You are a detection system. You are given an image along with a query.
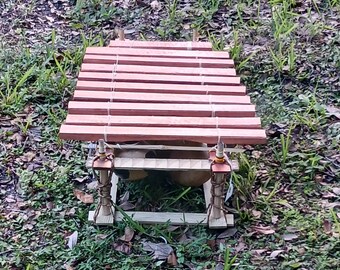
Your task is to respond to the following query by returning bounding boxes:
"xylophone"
[59,35,266,228]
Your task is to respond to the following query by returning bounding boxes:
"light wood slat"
[86,47,229,59]
[76,81,246,95]
[66,115,262,129]
[83,54,234,68]
[78,72,240,86]
[116,157,219,171]
[81,64,237,77]
[59,125,267,144]
[88,211,234,227]
[109,40,212,51]
[85,156,239,170]
[72,91,250,104]
[67,102,256,117]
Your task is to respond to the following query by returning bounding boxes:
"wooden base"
[88,174,234,228]
[88,210,233,228]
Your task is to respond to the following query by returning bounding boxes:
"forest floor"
[0,0,339,269]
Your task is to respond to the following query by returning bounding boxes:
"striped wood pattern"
[59,41,266,145]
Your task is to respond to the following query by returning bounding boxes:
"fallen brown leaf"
[217,228,237,238]
[113,241,131,254]
[119,227,135,242]
[73,189,94,204]
[167,251,177,266]
[323,219,332,234]
[143,241,173,260]
[252,210,262,219]
[282,233,298,241]
[269,249,284,259]
[251,226,275,235]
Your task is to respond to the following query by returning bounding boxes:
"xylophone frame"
[89,139,236,229]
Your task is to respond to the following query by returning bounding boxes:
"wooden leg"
[98,169,112,216]
[211,173,226,219]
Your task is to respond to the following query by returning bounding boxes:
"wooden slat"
[76,81,246,95]
[88,210,234,227]
[109,40,212,51]
[86,47,229,59]
[81,64,237,77]
[78,72,240,86]
[67,102,256,117]
[65,115,262,129]
[83,54,234,68]
[72,91,250,104]
[86,156,240,170]
[59,125,267,144]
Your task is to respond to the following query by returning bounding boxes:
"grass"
[0,0,339,269]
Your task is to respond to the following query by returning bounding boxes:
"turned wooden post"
[97,139,112,216]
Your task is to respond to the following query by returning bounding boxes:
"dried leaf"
[167,252,177,266]
[282,233,298,241]
[113,241,131,254]
[251,226,275,235]
[143,242,173,260]
[252,249,267,255]
[271,215,279,224]
[120,227,135,242]
[67,231,78,249]
[64,264,74,270]
[235,240,247,253]
[332,187,340,195]
[119,201,135,211]
[73,189,93,204]
[326,106,340,119]
[87,181,98,190]
[217,228,237,238]
[269,249,284,259]
[323,219,332,234]
[150,0,161,10]
[22,151,36,162]
[252,210,262,219]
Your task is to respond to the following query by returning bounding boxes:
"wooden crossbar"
[108,40,212,50]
